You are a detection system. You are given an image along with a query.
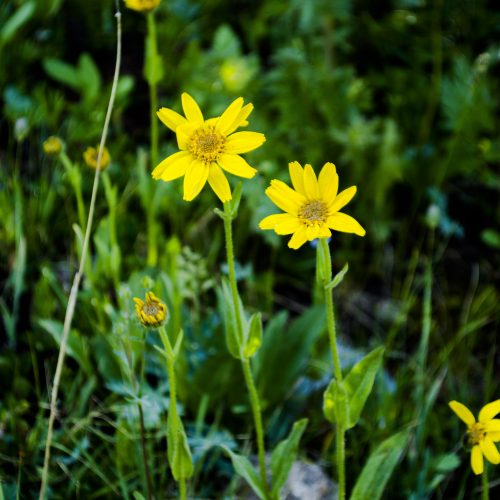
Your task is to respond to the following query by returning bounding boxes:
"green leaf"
[325,263,349,290]
[344,346,384,429]
[350,430,409,500]
[43,58,80,91]
[323,379,349,429]
[132,493,146,500]
[229,181,243,216]
[221,446,266,500]
[270,418,308,495]
[0,2,36,48]
[173,329,184,359]
[244,312,262,358]
[143,18,164,85]
[167,413,193,480]
[78,53,101,101]
[217,278,245,359]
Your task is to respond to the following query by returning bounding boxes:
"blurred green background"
[0,0,499,498]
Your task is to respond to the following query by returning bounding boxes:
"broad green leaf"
[270,418,308,495]
[78,53,101,101]
[143,20,164,85]
[325,263,349,290]
[43,58,80,91]
[315,238,331,284]
[244,312,262,358]
[167,413,193,480]
[132,493,146,500]
[344,346,384,429]
[350,429,409,500]
[218,278,246,359]
[222,446,266,499]
[0,2,36,48]
[323,379,349,429]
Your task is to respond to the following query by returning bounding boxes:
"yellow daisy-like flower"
[152,92,266,203]
[83,145,110,170]
[259,162,366,249]
[43,136,63,156]
[449,399,500,475]
[124,0,160,12]
[133,291,168,328]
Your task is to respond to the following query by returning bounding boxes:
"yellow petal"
[326,213,366,236]
[133,298,144,307]
[208,163,232,202]
[274,214,301,235]
[479,400,500,423]
[317,224,332,238]
[266,180,304,215]
[157,107,187,132]
[485,419,500,433]
[152,151,191,180]
[488,432,500,442]
[449,401,476,426]
[318,162,339,200]
[289,161,306,195]
[329,186,357,213]
[288,226,308,249]
[471,445,484,475]
[216,97,244,135]
[306,225,319,241]
[226,103,253,135]
[181,92,204,123]
[218,153,257,179]
[225,131,266,154]
[480,438,500,464]
[183,160,209,201]
[176,122,197,150]
[303,164,320,198]
[259,213,290,230]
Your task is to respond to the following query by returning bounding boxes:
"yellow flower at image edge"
[134,292,168,328]
[152,92,265,203]
[43,136,63,156]
[124,0,160,12]
[259,162,365,249]
[449,400,500,474]
[83,145,110,170]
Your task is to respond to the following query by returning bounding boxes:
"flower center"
[467,423,486,446]
[298,200,329,225]
[189,126,225,163]
[142,302,161,317]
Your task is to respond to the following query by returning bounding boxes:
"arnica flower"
[83,145,110,170]
[449,400,500,475]
[134,291,168,328]
[259,162,366,249]
[152,92,265,203]
[43,136,63,156]
[124,0,160,12]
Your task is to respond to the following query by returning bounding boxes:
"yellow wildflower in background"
[43,136,63,156]
[124,0,160,12]
[152,92,265,202]
[259,162,365,249]
[134,291,168,328]
[449,400,500,475]
[83,145,110,170]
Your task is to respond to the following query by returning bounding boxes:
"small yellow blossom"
[134,292,168,328]
[43,136,63,156]
[124,0,160,12]
[259,162,365,249]
[83,145,110,170]
[449,400,500,474]
[152,92,265,203]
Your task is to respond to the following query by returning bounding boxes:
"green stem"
[138,404,154,500]
[38,7,122,499]
[222,202,269,495]
[179,478,186,500]
[318,238,345,500]
[482,466,489,500]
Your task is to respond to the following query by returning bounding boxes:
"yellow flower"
[449,400,500,475]
[43,136,63,156]
[152,92,265,203]
[83,145,110,170]
[133,291,168,328]
[259,162,366,249]
[124,0,160,12]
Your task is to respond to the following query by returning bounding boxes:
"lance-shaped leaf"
[217,278,244,359]
[325,262,349,290]
[323,379,349,430]
[244,312,263,358]
[167,413,193,480]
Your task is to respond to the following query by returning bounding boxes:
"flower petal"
[329,186,357,213]
[152,151,191,181]
[485,419,500,433]
[266,180,305,215]
[479,400,500,423]
[318,162,339,201]
[317,223,332,238]
[260,213,290,230]
[449,401,476,426]
[225,131,266,154]
[289,161,306,195]
[183,160,209,201]
[306,225,319,241]
[471,445,484,475]
[326,213,366,236]
[208,163,232,202]
[303,164,320,199]
[288,226,308,249]
[274,214,301,235]
[181,92,204,123]
[480,438,500,465]
[488,432,500,442]
[226,103,253,135]
[218,153,257,179]
[176,122,198,150]
[216,97,244,135]
[157,107,187,132]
